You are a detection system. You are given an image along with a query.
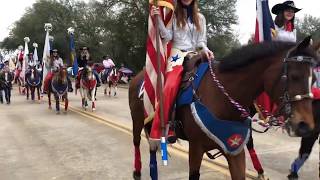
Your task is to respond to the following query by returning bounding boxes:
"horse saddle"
[138,52,204,99]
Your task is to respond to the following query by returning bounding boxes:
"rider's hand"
[201,49,215,60]
[151,6,160,16]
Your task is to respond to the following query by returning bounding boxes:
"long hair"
[274,11,295,30]
[175,0,201,31]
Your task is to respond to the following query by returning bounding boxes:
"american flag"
[255,0,275,112]
[143,0,174,118]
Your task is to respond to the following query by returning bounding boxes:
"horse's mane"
[218,41,296,72]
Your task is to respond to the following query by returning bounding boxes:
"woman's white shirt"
[158,13,209,52]
[274,25,297,43]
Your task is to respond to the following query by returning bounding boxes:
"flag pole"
[153,0,168,166]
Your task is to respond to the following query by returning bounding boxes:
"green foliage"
[296,15,320,41]
[1,0,239,72]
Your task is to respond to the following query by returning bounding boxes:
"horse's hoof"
[92,108,96,112]
[63,111,68,114]
[287,172,298,180]
[49,106,52,110]
[56,111,60,115]
[133,171,141,180]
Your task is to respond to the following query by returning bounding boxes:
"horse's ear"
[297,36,312,50]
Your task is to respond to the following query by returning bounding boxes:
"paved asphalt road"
[0,84,318,180]
[0,86,231,180]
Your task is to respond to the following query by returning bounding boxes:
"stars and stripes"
[143,0,174,118]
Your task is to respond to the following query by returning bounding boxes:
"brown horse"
[48,67,69,114]
[129,37,320,180]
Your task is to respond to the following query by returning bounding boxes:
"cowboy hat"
[271,1,301,15]
[79,46,89,51]
[50,49,58,53]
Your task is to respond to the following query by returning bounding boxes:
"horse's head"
[53,67,67,84]
[267,36,320,137]
[84,66,95,80]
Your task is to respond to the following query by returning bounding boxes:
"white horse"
[79,66,97,111]
[104,67,119,97]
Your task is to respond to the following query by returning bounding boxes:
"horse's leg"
[226,150,246,180]
[37,87,40,101]
[149,150,158,180]
[246,133,264,177]
[94,87,97,101]
[92,88,96,111]
[7,87,11,104]
[104,83,107,95]
[5,88,10,104]
[26,86,29,100]
[114,83,117,96]
[55,94,60,114]
[132,118,145,180]
[0,90,3,104]
[31,87,35,101]
[108,82,111,96]
[288,132,319,179]
[48,92,52,109]
[64,94,68,112]
[188,143,204,180]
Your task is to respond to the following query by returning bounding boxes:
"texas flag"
[255,0,275,42]
[255,0,275,113]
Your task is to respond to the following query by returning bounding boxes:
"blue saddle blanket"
[191,100,251,155]
[175,62,250,155]
[177,62,209,107]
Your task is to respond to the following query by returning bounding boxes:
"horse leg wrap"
[290,153,309,174]
[149,151,158,180]
[248,149,264,174]
[189,172,200,180]
[134,146,142,173]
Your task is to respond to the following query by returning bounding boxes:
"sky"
[1,0,320,45]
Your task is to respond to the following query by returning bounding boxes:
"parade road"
[0,85,318,180]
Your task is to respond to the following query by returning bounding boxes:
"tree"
[1,0,240,72]
[296,15,320,42]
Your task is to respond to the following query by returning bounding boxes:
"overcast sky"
[1,0,320,45]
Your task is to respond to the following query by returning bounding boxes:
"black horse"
[0,69,14,104]
[25,65,42,101]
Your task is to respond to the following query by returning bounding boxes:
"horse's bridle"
[208,49,317,127]
[274,52,316,121]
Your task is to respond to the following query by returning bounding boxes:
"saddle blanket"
[191,100,251,155]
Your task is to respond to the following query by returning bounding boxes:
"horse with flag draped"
[130,34,319,179]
